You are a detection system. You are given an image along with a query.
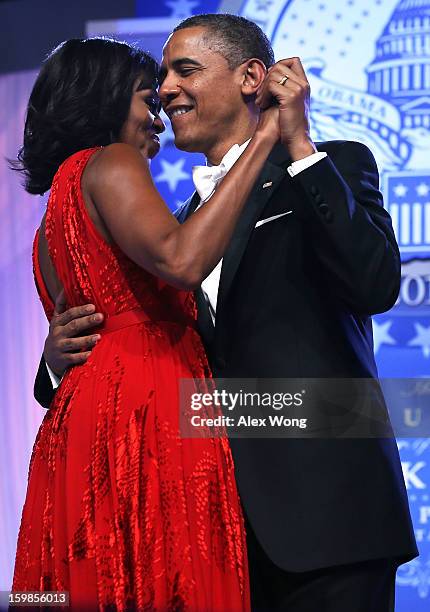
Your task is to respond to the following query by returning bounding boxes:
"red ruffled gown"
[12,148,250,612]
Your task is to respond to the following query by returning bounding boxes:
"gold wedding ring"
[278,75,289,86]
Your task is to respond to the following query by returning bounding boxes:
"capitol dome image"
[366,0,430,128]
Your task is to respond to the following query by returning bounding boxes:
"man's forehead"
[161,27,214,64]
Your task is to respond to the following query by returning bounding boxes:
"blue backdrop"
[0,0,429,608]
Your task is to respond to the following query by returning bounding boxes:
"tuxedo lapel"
[175,191,200,223]
[194,286,215,349]
[216,161,286,320]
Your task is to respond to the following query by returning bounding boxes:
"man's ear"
[241,58,267,97]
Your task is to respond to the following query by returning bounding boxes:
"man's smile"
[165,104,195,120]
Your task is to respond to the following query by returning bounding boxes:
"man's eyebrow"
[172,57,202,67]
[159,57,202,79]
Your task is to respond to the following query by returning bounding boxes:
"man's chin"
[171,129,201,153]
[173,137,202,153]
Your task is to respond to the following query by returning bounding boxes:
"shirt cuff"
[287,152,327,177]
[46,361,61,389]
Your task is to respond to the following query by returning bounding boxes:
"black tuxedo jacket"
[35,140,418,572]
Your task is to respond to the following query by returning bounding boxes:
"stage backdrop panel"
[0,1,429,609]
[0,69,47,587]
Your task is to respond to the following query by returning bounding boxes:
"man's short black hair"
[173,13,275,70]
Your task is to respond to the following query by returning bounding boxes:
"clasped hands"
[257,56,317,161]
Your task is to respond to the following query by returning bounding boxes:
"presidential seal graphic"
[240,0,430,256]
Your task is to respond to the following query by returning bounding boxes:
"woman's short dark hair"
[173,14,275,70]
[13,38,158,195]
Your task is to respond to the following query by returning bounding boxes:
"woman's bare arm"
[85,119,278,290]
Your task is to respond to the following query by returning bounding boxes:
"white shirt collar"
[207,138,252,171]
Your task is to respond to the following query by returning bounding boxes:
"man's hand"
[44,290,104,377]
[255,57,316,161]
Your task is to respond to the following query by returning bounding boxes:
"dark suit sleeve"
[291,140,400,314]
[34,356,57,409]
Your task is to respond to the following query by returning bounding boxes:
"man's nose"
[159,76,180,105]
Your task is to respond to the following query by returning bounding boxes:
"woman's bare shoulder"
[92,143,145,171]
[84,143,150,193]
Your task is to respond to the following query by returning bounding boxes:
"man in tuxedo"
[34,14,417,611]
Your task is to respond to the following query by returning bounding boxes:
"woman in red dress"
[11,38,279,610]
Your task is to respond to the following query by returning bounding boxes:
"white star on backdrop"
[416,182,430,197]
[408,324,430,358]
[154,158,190,192]
[165,0,200,18]
[372,319,396,354]
[393,183,408,197]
